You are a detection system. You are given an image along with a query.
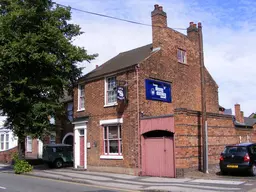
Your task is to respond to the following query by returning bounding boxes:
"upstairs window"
[105,76,117,106]
[67,102,73,122]
[78,85,85,110]
[177,49,187,64]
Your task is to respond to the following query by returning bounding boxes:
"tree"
[0,0,97,157]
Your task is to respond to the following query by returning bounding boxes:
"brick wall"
[74,69,139,174]
[174,108,256,173]
[25,138,39,159]
[0,147,18,163]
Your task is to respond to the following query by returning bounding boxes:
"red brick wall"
[74,70,139,174]
[0,147,18,163]
[174,108,256,171]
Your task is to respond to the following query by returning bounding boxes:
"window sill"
[77,109,85,112]
[104,103,117,108]
[100,155,123,160]
[178,61,188,65]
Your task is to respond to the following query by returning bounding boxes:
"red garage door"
[142,132,174,177]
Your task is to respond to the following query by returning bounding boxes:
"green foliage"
[12,153,33,174]
[0,0,97,151]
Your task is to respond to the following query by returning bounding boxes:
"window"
[103,125,122,155]
[79,129,84,136]
[67,102,73,122]
[105,76,117,105]
[177,49,187,64]
[26,136,32,152]
[78,85,85,110]
[50,135,56,144]
[0,134,4,150]
[5,134,9,150]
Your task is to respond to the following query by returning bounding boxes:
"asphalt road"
[0,173,126,192]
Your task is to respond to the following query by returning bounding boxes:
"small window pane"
[104,140,108,154]
[109,126,118,139]
[109,140,118,153]
[104,127,107,139]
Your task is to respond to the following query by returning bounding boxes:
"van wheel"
[250,164,256,176]
[54,159,63,168]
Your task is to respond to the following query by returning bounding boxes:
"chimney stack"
[151,4,167,49]
[187,21,199,43]
[96,65,98,68]
[240,111,244,123]
[235,104,243,123]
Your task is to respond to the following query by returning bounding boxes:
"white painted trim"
[104,103,118,108]
[100,118,123,125]
[62,132,74,144]
[72,120,88,125]
[77,109,85,112]
[74,129,80,168]
[100,155,123,160]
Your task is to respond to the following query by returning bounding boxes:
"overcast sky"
[57,0,256,116]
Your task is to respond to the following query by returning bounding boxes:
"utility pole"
[198,22,208,174]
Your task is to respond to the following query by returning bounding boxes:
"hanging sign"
[117,86,126,101]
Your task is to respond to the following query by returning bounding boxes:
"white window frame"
[177,49,187,64]
[104,76,117,107]
[26,136,32,152]
[0,134,4,150]
[103,125,122,156]
[5,133,9,150]
[77,84,85,111]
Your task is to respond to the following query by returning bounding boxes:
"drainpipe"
[198,22,208,174]
[135,64,141,175]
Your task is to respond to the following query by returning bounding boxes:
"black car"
[219,142,256,176]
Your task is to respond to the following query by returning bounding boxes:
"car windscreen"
[223,146,247,154]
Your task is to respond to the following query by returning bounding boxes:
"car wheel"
[54,159,63,168]
[220,169,228,175]
[250,164,256,176]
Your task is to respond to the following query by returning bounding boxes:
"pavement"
[1,163,256,192]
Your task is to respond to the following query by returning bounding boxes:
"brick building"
[72,4,256,177]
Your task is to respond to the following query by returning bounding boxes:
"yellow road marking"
[21,174,139,192]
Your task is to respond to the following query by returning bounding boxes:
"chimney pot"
[193,23,197,28]
[198,22,202,28]
[190,22,194,26]
[159,6,163,11]
[154,4,159,10]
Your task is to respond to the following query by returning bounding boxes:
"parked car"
[219,142,256,176]
[42,144,73,168]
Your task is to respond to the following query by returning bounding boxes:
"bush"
[12,153,33,174]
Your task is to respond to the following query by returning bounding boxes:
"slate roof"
[244,117,256,126]
[80,44,153,81]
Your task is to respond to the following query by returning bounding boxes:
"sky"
[56,0,256,116]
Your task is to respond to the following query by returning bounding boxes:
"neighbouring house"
[0,115,18,163]
[72,4,256,177]
[0,94,74,162]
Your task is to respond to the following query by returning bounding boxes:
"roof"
[244,117,256,126]
[80,44,153,81]
[224,109,232,115]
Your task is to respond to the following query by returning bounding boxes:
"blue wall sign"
[145,79,172,103]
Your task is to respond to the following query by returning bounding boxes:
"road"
[0,172,128,192]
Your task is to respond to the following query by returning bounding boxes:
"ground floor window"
[5,134,9,150]
[103,125,122,155]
